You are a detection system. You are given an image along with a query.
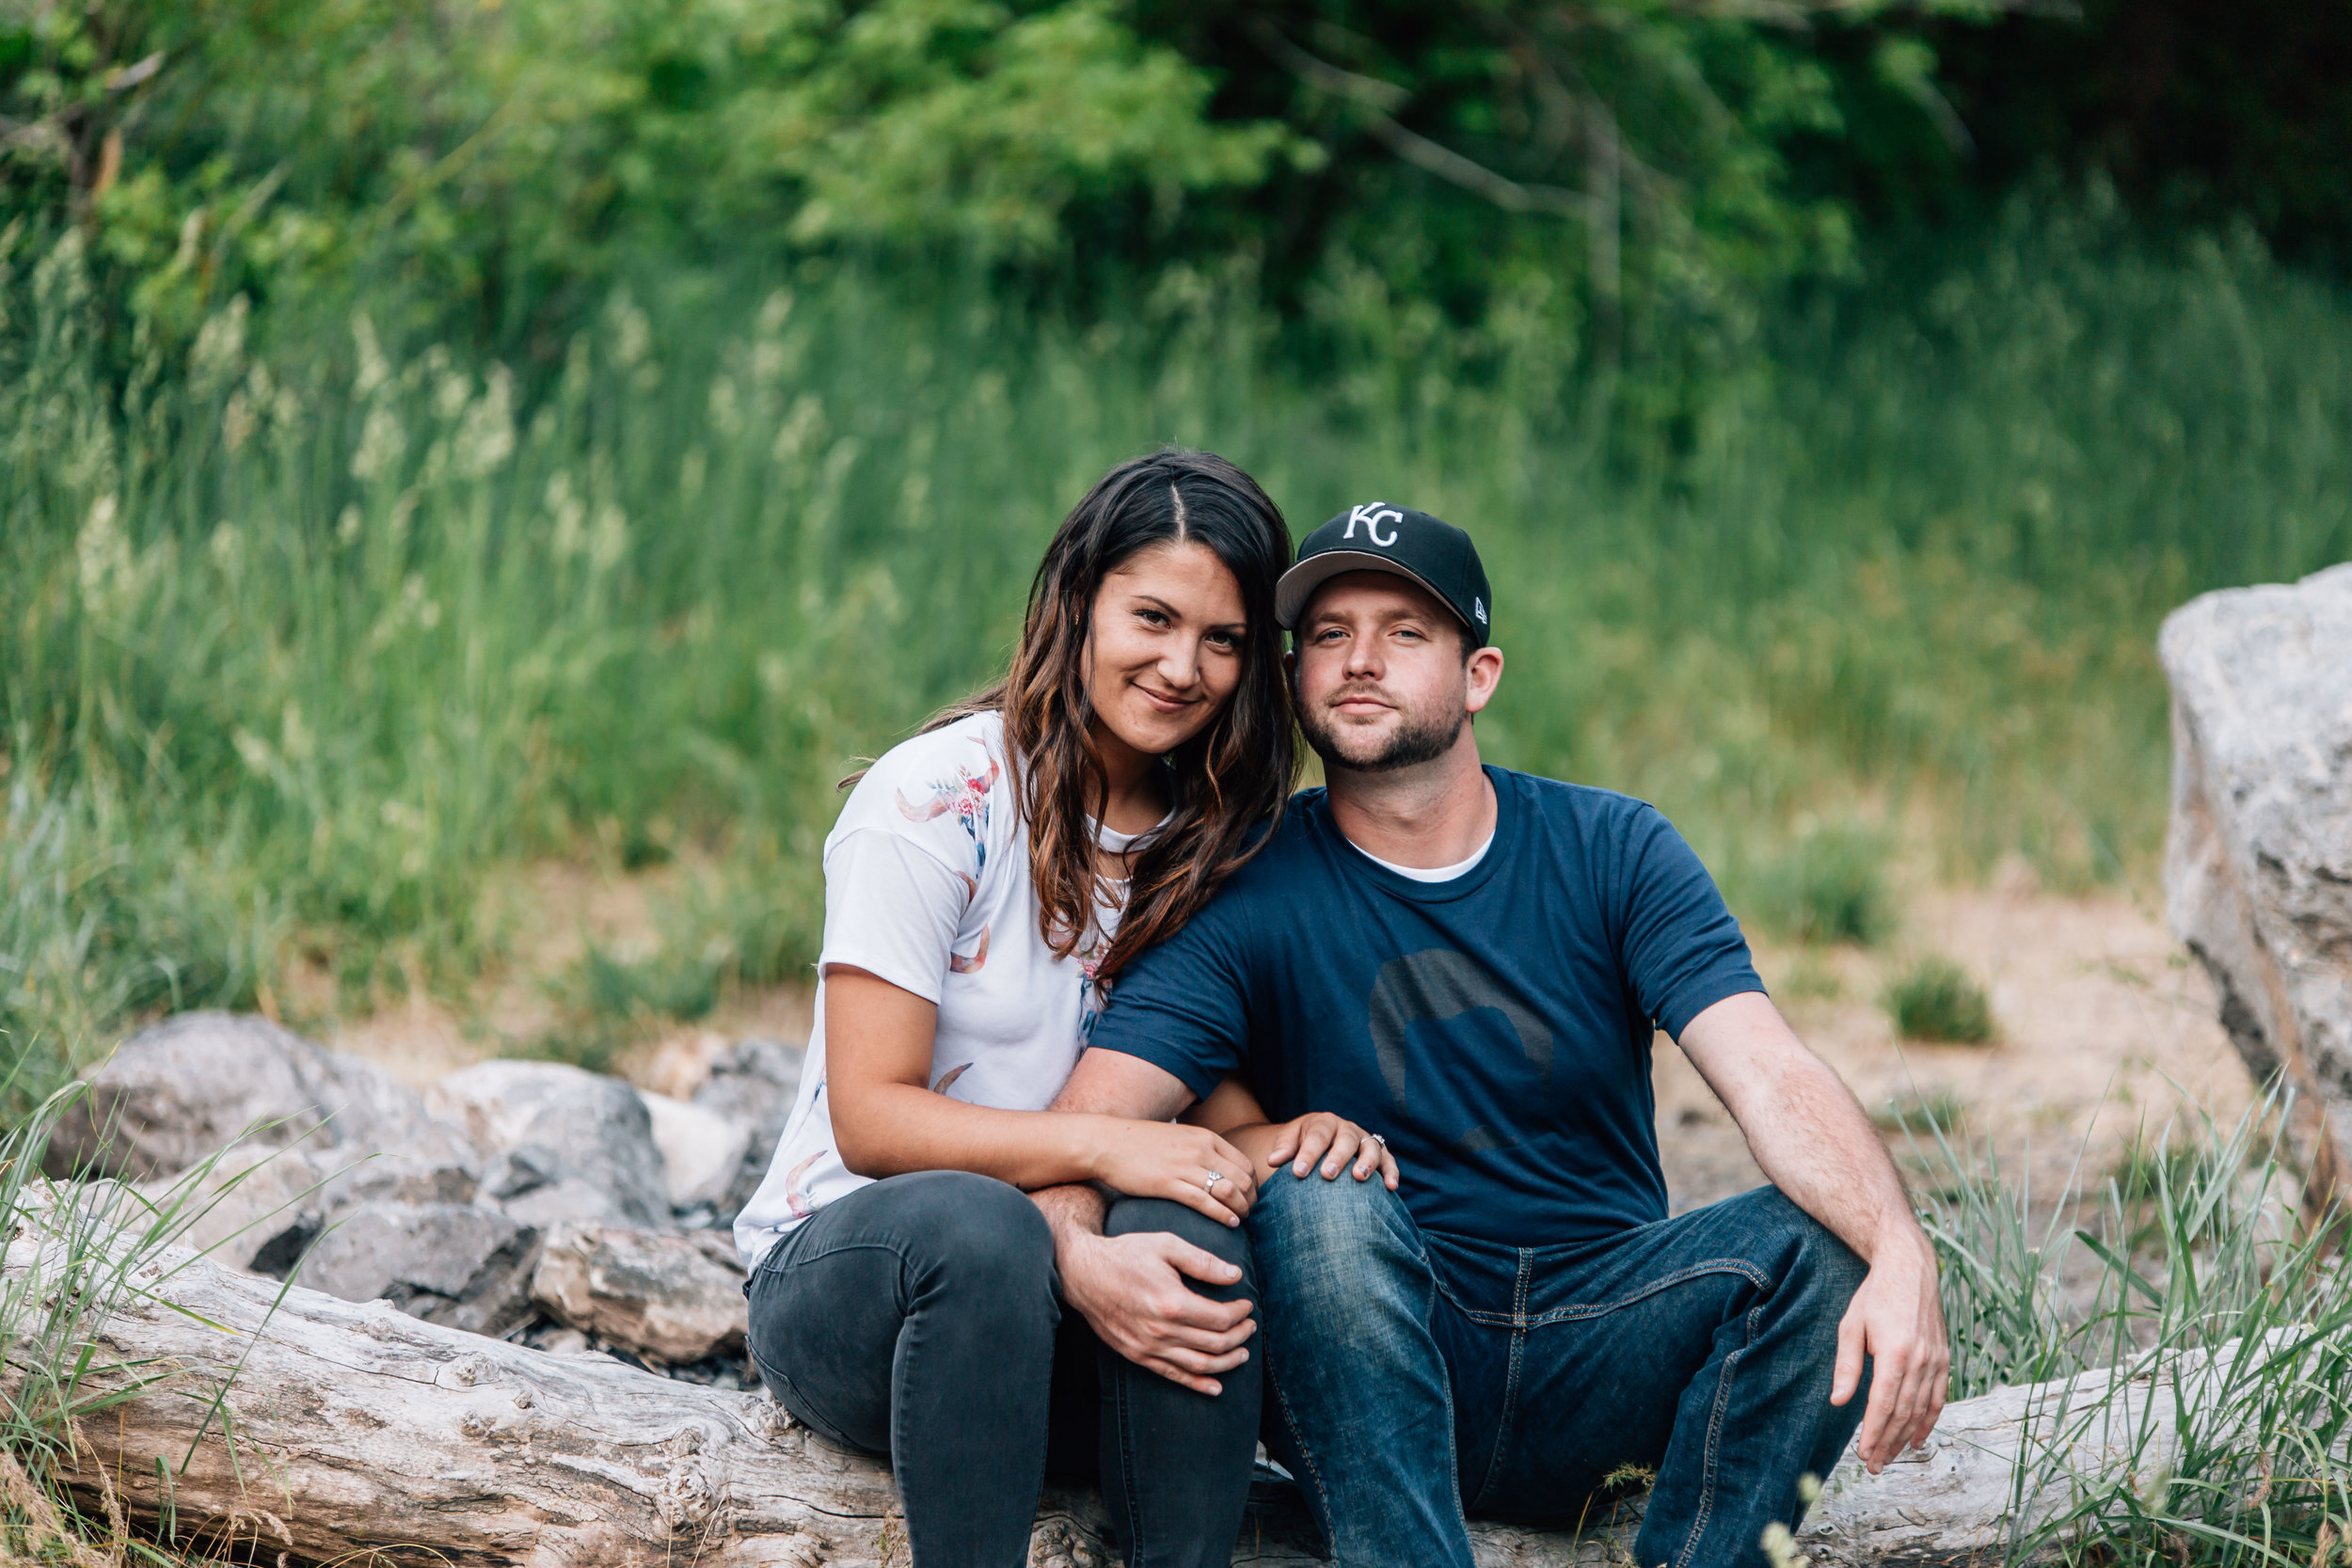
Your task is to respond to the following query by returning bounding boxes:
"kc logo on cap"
[1343,503,1403,547]
[1276,500,1495,648]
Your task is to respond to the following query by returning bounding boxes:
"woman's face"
[1083,540,1248,759]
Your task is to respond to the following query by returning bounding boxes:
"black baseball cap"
[1276,503,1493,647]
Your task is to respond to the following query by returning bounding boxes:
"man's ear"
[1464,645,1505,716]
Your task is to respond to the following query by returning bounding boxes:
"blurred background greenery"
[4,0,2350,1092]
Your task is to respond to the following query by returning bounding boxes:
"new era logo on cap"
[1275,503,1494,647]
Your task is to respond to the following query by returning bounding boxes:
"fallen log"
[1,1187,2288,1567]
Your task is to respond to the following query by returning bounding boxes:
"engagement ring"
[1203,1171,1226,1189]
[1371,1134,1388,1147]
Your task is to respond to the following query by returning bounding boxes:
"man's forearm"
[1032,1180,1109,1247]
[1741,1053,1919,1260]
[1677,991,1925,1260]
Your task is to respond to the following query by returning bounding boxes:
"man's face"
[1292,572,1498,772]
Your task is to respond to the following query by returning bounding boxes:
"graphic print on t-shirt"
[1368,947,1555,1154]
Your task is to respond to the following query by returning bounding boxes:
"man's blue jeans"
[1248,1178,1869,1568]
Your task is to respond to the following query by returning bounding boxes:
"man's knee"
[1248,1173,1418,1304]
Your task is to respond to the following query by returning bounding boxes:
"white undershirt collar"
[1352,831,1496,883]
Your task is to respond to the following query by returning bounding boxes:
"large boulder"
[48,1012,482,1185]
[2161,562,2352,1196]
[691,1037,802,1219]
[294,1201,543,1337]
[429,1060,673,1230]
[530,1223,749,1365]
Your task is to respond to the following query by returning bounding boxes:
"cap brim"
[1276,551,1463,631]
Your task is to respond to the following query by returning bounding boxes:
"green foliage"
[1752,831,1893,947]
[3,192,2351,1078]
[0,0,1298,348]
[1884,957,1994,1044]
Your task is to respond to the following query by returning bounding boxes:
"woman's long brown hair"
[918,450,1297,978]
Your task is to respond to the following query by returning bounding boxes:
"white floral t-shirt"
[734,711,1141,1267]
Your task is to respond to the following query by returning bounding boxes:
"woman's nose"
[1160,641,1201,689]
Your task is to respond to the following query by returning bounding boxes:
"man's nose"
[1343,638,1383,679]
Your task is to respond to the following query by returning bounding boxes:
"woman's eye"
[1206,631,1238,651]
[1136,608,1169,627]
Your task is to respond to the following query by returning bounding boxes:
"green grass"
[1885,956,1998,1044]
[3,198,2350,1087]
[1905,1086,2352,1565]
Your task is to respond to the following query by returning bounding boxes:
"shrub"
[1756,831,1894,946]
[1884,956,1995,1043]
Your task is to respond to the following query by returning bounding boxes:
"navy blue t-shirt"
[1089,768,1763,1247]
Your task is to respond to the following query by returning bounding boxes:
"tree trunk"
[3,1194,2228,1567]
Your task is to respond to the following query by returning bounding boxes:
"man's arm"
[1037,1050,1258,1396]
[1675,990,1949,1474]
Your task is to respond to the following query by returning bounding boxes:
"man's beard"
[1298,689,1466,773]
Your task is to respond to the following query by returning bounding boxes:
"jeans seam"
[1265,1361,1342,1560]
[1468,1249,1534,1513]
[1111,1356,1147,1562]
[1670,1292,1767,1568]
[1520,1259,1772,1327]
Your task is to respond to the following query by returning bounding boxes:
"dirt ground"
[1660,884,2249,1213]
[324,866,2249,1204]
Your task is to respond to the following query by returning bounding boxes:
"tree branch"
[1248,20,1597,220]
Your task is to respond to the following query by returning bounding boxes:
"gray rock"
[691,1038,803,1220]
[639,1091,752,1211]
[135,1144,341,1275]
[47,1012,482,1185]
[429,1061,673,1230]
[294,1201,542,1337]
[2161,562,2352,1194]
[530,1222,749,1365]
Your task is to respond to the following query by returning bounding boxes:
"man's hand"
[1832,1227,1949,1471]
[1059,1227,1255,1395]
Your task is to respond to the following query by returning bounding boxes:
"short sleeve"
[1618,807,1765,1037]
[1084,898,1257,1101]
[818,830,973,1005]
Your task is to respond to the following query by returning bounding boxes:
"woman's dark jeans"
[746,1170,1262,1568]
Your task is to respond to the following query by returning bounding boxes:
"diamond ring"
[1203,1171,1226,1190]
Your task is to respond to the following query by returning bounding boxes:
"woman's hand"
[1238,1113,1400,1190]
[1087,1118,1262,1225]
[1182,1081,1401,1193]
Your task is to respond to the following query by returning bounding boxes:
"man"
[1036,505,1948,1568]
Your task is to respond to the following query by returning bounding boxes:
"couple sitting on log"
[728,453,1951,1568]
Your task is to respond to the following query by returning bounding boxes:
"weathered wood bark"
[5,1195,2262,1567]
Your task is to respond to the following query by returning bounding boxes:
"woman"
[734,451,1394,1568]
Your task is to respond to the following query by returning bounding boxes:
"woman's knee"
[1104,1195,1257,1299]
[868,1171,1057,1297]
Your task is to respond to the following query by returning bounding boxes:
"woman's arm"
[1184,1077,1400,1190]
[825,966,1261,1224]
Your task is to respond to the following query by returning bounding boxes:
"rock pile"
[2161,562,2352,1201]
[49,1012,800,1376]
